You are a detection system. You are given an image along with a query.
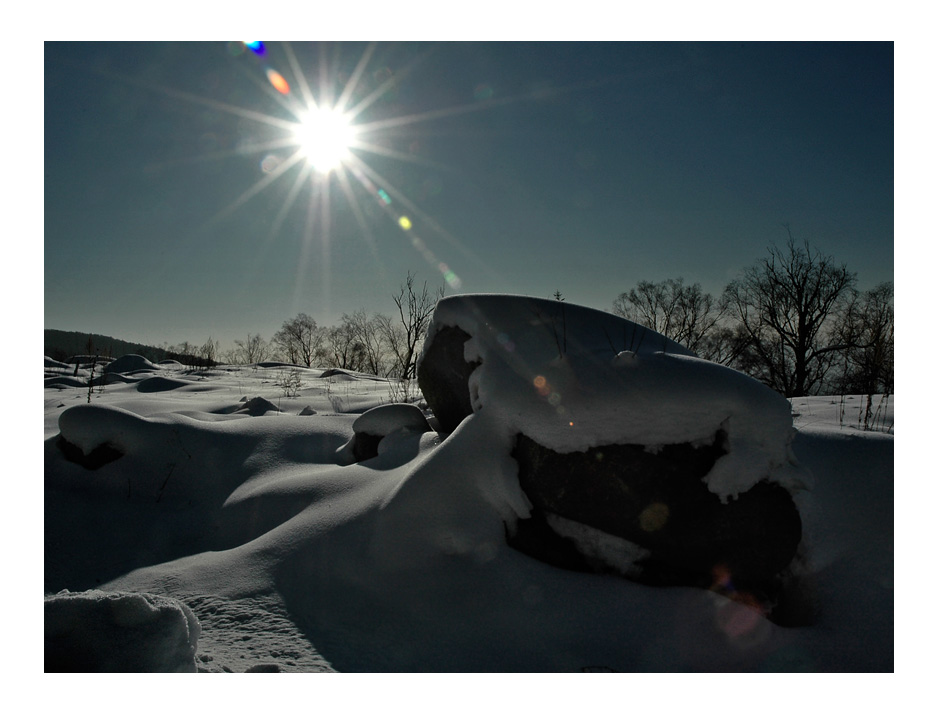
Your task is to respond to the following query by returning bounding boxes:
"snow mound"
[42,353,893,671]
[136,376,195,392]
[237,396,280,415]
[92,371,139,386]
[104,354,162,374]
[352,402,430,436]
[422,294,806,500]
[45,356,71,369]
[58,403,154,457]
[53,403,253,503]
[68,354,114,365]
[320,367,386,381]
[45,589,200,672]
[45,376,86,388]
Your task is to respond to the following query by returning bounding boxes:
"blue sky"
[44,41,893,349]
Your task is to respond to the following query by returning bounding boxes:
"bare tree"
[234,333,270,364]
[612,278,725,354]
[200,337,219,370]
[374,313,406,377]
[272,313,323,367]
[343,309,393,376]
[325,321,368,371]
[695,323,759,371]
[724,229,856,397]
[833,281,894,395]
[391,272,444,380]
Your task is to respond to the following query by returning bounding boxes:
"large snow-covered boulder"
[418,295,692,434]
[416,294,810,614]
[45,590,200,672]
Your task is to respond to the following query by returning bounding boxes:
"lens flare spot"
[474,83,495,101]
[244,41,265,55]
[496,333,515,352]
[260,154,280,173]
[398,216,413,230]
[711,564,733,591]
[377,189,392,205]
[717,598,768,643]
[266,68,290,95]
[638,502,670,532]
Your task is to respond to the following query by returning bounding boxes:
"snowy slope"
[44,345,893,674]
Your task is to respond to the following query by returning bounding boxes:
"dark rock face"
[418,296,807,620]
[417,325,480,434]
[351,432,384,463]
[57,435,124,470]
[509,432,802,602]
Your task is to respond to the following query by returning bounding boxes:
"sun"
[291,106,357,174]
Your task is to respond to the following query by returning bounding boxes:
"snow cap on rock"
[420,294,805,500]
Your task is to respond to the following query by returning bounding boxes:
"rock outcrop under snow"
[417,294,810,616]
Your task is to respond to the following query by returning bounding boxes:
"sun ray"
[346,155,488,273]
[332,164,391,283]
[334,42,378,115]
[317,43,333,110]
[349,137,449,168]
[95,42,604,306]
[141,136,300,174]
[259,161,317,258]
[354,95,518,135]
[352,71,642,137]
[228,45,312,121]
[203,147,307,228]
[342,45,439,123]
[319,175,334,312]
[291,173,333,313]
[282,41,318,113]
[86,61,301,134]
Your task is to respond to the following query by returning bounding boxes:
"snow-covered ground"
[43,303,895,689]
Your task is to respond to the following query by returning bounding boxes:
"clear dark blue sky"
[44,41,893,349]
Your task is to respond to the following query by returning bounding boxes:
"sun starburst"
[120,42,558,303]
[291,106,358,174]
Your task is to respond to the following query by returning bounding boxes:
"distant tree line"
[44,330,164,364]
[611,229,893,398]
[45,273,444,380]
[217,271,444,380]
[46,234,893,400]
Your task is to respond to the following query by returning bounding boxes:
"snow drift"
[45,589,200,672]
[43,300,893,671]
